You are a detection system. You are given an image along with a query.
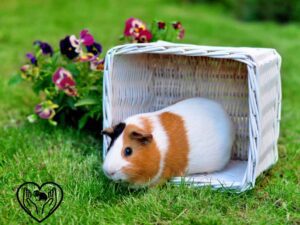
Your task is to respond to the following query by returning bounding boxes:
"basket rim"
[106,41,279,67]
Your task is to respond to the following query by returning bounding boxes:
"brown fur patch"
[122,117,161,184]
[160,112,189,180]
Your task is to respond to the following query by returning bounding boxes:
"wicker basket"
[102,41,282,192]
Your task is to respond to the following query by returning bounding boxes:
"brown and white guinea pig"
[102,97,235,187]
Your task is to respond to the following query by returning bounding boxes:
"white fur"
[103,97,235,183]
[160,97,235,174]
[102,132,129,181]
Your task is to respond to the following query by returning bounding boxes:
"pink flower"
[124,18,146,38]
[178,28,185,39]
[157,21,166,30]
[20,64,31,73]
[35,101,58,120]
[52,67,78,96]
[80,29,94,46]
[63,86,79,97]
[135,29,152,43]
[172,21,185,40]
[172,21,182,30]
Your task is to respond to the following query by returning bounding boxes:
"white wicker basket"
[102,41,282,192]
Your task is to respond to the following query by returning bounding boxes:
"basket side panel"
[109,53,249,161]
[255,52,281,177]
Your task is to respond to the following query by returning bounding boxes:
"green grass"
[0,0,299,224]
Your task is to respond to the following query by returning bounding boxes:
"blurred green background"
[0,0,299,224]
[185,0,300,23]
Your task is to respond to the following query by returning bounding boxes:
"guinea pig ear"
[130,131,153,145]
[101,127,114,137]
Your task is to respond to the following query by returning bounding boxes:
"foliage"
[0,0,299,224]
[234,0,300,23]
[10,19,184,130]
[182,0,300,23]
[9,31,104,129]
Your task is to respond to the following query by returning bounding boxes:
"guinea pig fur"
[102,97,235,186]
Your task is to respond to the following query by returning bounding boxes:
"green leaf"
[88,86,100,91]
[78,113,90,130]
[51,52,61,65]
[8,74,23,86]
[74,96,100,107]
[48,120,57,126]
[32,75,52,94]
[66,97,76,109]
[65,64,80,76]
[27,114,38,123]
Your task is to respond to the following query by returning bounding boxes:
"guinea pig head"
[102,122,160,185]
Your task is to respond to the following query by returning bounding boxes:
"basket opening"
[110,53,250,187]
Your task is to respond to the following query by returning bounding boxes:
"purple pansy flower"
[52,67,78,96]
[34,41,53,56]
[80,29,94,46]
[35,104,54,119]
[90,58,104,71]
[86,42,102,56]
[35,101,58,120]
[60,35,81,60]
[26,53,37,65]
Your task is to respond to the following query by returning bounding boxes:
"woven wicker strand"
[103,41,281,192]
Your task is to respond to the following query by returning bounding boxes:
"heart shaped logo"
[16,182,63,223]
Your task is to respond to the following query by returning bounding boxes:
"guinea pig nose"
[103,167,115,178]
[109,171,115,176]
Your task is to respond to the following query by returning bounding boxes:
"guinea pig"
[102,97,235,187]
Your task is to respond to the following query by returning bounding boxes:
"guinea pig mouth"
[103,169,127,182]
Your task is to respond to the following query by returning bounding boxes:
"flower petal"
[38,108,55,119]
[64,86,78,97]
[80,29,94,46]
[76,53,96,62]
[34,41,53,56]
[172,21,182,30]
[124,18,146,37]
[60,36,80,60]
[86,42,102,56]
[20,64,31,73]
[90,58,104,71]
[178,28,185,39]
[135,29,152,43]
[157,21,166,30]
[34,104,43,114]
[52,67,76,90]
[26,53,37,65]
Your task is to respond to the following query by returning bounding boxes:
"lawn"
[0,0,299,224]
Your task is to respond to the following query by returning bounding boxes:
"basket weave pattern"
[103,42,281,191]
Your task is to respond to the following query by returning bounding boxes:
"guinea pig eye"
[124,147,132,157]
